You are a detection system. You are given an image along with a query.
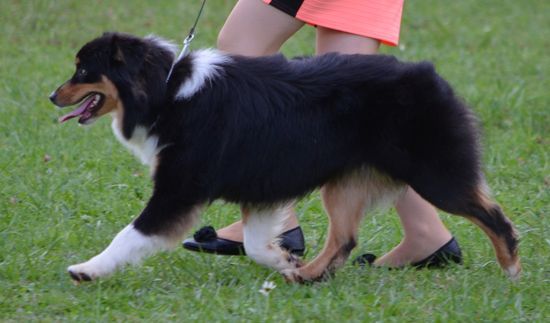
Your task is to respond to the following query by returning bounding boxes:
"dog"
[50,32,520,283]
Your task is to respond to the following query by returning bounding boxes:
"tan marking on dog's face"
[55,75,122,119]
[94,76,121,118]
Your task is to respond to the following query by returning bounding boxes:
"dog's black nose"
[49,91,57,103]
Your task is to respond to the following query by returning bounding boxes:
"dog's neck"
[111,115,161,171]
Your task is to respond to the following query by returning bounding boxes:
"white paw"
[506,264,522,281]
[67,260,111,283]
[280,268,303,283]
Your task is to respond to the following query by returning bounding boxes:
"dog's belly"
[218,153,368,205]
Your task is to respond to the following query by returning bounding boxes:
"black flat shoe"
[411,237,463,268]
[182,226,305,256]
[353,237,463,268]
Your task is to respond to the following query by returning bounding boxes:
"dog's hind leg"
[282,170,401,283]
[67,192,203,282]
[461,185,521,279]
[242,203,304,271]
[412,177,520,280]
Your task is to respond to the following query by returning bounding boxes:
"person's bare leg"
[316,27,453,267]
[217,0,304,56]
[217,209,299,242]
[374,188,452,266]
[214,0,304,242]
[316,26,380,55]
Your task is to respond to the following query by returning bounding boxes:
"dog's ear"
[109,33,146,72]
[113,45,125,64]
[109,33,127,65]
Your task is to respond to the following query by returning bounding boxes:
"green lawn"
[0,0,548,321]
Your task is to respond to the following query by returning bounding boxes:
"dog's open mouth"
[59,93,105,124]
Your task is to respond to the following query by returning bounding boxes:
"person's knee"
[217,30,275,56]
[216,29,234,52]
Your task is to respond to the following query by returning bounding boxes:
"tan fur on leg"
[466,215,521,280]
[283,169,401,283]
[460,185,521,280]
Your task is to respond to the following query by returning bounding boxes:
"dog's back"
[163,53,479,206]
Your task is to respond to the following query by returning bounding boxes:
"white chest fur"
[111,118,160,168]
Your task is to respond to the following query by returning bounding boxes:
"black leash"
[166,0,207,83]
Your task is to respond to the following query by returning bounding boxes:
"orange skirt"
[263,0,403,46]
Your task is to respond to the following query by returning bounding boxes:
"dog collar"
[166,0,207,83]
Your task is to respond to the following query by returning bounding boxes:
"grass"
[0,0,548,321]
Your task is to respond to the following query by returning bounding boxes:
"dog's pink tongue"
[58,96,94,123]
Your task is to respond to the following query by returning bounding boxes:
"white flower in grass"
[259,281,276,296]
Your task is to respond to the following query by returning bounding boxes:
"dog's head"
[50,32,176,130]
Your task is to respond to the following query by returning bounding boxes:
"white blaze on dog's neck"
[107,48,229,168]
[175,49,230,99]
[111,115,160,170]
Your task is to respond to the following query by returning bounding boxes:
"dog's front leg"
[67,223,169,282]
[68,192,203,282]
[242,204,303,272]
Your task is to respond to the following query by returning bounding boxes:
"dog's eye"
[78,68,87,77]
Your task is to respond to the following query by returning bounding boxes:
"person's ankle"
[216,221,245,242]
[373,233,453,267]
[216,215,300,242]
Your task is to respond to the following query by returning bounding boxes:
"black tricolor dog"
[50,32,520,283]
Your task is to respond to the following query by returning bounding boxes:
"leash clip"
[166,0,206,84]
[184,33,195,46]
[179,32,195,57]
[166,33,194,84]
